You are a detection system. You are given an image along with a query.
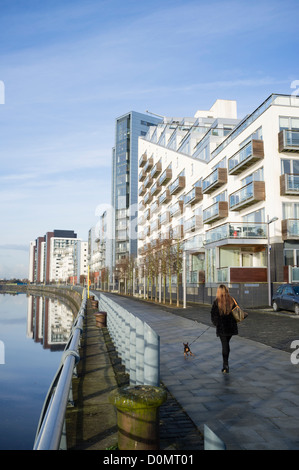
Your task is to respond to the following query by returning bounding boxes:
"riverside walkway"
[67,291,299,451]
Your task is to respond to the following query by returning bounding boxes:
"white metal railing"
[33,288,87,450]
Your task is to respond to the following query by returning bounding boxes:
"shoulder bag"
[232,298,248,323]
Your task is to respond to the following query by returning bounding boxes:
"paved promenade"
[99,292,299,450]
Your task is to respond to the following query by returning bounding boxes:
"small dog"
[183,342,195,358]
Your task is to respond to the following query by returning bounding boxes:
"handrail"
[33,288,87,450]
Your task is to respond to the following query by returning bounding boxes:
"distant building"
[29,229,88,284]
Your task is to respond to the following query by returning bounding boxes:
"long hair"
[216,284,234,315]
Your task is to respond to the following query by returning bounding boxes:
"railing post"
[135,317,144,385]
[144,323,160,387]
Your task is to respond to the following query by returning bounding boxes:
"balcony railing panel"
[159,168,172,186]
[184,186,203,206]
[229,181,265,211]
[282,219,299,241]
[228,139,264,175]
[144,157,154,173]
[202,168,228,194]
[144,175,153,188]
[150,181,162,196]
[151,160,162,178]
[139,153,147,167]
[159,188,171,205]
[139,169,146,182]
[184,215,202,233]
[169,176,185,195]
[203,201,228,224]
[280,173,299,195]
[205,221,267,244]
[139,184,146,196]
[278,129,299,152]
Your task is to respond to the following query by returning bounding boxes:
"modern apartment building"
[137,94,299,304]
[29,229,88,284]
[109,111,162,276]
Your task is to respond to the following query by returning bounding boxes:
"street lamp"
[267,216,278,306]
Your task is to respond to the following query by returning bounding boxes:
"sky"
[0,0,298,279]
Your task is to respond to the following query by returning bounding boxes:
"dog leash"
[188,323,211,346]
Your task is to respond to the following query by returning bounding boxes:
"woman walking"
[211,284,238,373]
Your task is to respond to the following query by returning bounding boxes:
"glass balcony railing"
[280,174,299,195]
[184,186,203,205]
[203,201,228,224]
[169,176,185,195]
[281,219,299,240]
[229,181,265,211]
[228,139,264,175]
[159,188,171,205]
[279,129,299,152]
[205,222,267,244]
[159,168,172,186]
[202,167,227,194]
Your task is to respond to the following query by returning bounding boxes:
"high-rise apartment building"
[109,111,162,275]
[29,229,88,284]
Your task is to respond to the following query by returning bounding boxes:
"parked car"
[272,284,299,314]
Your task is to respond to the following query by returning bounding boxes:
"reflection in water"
[0,293,76,450]
[27,295,74,351]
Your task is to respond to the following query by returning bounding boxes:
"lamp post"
[267,216,278,306]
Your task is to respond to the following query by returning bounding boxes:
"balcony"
[169,176,185,195]
[205,221,267,245]
[150,219,161,233]
[159,211,170,225]
[139,152,147,167]
[228,139,264,175]
[144,157,153,173]
[151,160,162,178]
[203,201,229,224]
[184,215,202,233]
[144,191,153,205]
[170,200,184,218]
[202,168,227,194]
[139,169,146,182]
[145,208,150,220]
[150,181,162,196]
[144,175,153,188]
[159,188,171,205]
[150,200,159,215]
[278,129,299,152]
[281,219,299,241]
[159,168,172,186]
[280,174,299,195]
[217,267,267,283]
[139,184,146,196]
[171,224,184,240]
[229,181,265,211]
[184,186,203,206]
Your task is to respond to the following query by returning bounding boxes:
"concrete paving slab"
[101,292,299,450]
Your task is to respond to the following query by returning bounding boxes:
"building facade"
[109,111,162,277]
[137,94,299,303]
[29,229,88,284]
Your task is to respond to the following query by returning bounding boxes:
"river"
[0,292,74,450]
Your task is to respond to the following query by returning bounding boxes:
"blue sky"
[0,0,298,279]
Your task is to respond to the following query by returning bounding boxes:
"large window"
[281,158,299,175]
[282,202,299,219]
[279,116,299,130]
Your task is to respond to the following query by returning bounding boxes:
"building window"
[281,158,299,174]
[279,117,299,130]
